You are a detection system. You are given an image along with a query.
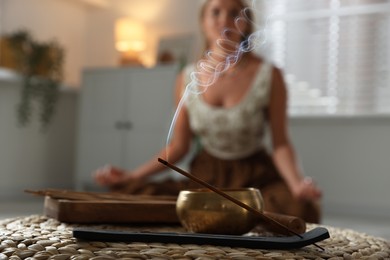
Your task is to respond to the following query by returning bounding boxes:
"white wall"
[0,0,88,87]
[0,0,203,86]
[84,0,202,68]
[0,73,78,200]
[289,116,390,218]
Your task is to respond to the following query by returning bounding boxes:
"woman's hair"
[199,0,255,53]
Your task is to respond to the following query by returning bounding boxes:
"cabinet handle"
[115,121,124,130]
[114,121,132,130]
[123,121,133,130]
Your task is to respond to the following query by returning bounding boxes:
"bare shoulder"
[269,65,287,110]
[272,65,284,77]
[270,64,286,90]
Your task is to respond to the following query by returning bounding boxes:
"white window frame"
[260,1,390,116]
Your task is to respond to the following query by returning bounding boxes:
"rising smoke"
[166,0,272,152]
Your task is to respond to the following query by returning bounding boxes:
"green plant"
[5,30,64,129]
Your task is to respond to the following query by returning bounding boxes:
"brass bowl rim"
[177,187,263,203]
[178,187,260,194]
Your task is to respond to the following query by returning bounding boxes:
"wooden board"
[44,196,180,224]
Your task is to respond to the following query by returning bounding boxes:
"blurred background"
[0,0,389,238]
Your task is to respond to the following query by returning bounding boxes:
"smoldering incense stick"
[158,158,325,251]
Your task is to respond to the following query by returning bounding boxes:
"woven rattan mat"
[0,215,389,259]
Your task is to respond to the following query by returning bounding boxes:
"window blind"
[260,0,390,115]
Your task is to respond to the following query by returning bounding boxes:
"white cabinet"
[75,65,178,190]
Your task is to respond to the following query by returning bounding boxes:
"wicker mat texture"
[0,215,389,260]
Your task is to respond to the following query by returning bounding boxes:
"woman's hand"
[292,177,322,201]
[94,165,132,187]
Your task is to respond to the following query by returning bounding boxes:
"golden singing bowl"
[176,188,264,235]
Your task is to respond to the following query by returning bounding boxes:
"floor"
[0,199,389,241]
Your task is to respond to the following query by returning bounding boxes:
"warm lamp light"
[115,18,146,66]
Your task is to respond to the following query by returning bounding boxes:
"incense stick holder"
[176,188,264,235]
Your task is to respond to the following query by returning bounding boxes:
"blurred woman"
[94,0,322,223]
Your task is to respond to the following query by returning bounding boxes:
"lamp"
[115,18,146,66]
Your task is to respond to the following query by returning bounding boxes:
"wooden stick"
[25,189,176,202]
